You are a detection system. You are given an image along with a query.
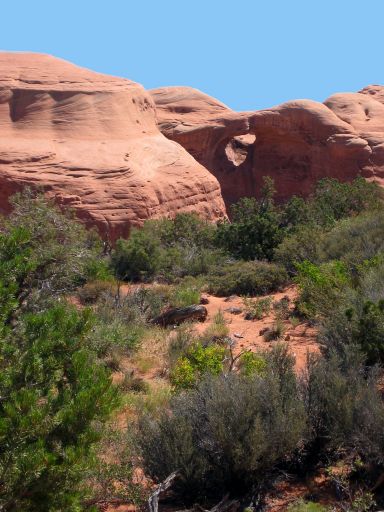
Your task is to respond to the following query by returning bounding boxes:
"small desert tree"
[0,191,119,511]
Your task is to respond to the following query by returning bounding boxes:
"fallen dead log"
[151,305,208,327]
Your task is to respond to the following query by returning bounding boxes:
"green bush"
[319,211,384,269]
[238,351,267,376]
[274,224,324,274]
[170,283,201,308]
[111,213,224,282]
[0,304,119,511]
[207,261,288,297]
[170,343,226,390]
[295,260,350,319]
[216,177,283,261]
[287,500,329,512]
[0,190,105,314]
[139,352,306,500]
[308,176,382,227]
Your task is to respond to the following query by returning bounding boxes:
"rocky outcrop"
[0,53,226,240]
[2,52,384,234]
[151,86,384,205]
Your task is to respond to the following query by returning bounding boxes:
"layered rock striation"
[0,53,226,240]
[151,85,384,206]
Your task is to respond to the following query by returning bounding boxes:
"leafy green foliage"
[216,177,282,261]
[111,213,223,282]
[0,191,120,510]
[0,304,119,511]
[0,190,105,319]
[170,343,226,390]
[207,261,288,297]
[287,500,329,512]
[295,260,349,319]
[238,351,267,376]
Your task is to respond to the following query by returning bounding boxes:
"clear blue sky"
[1,0,383,111]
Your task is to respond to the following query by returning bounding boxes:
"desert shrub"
[274,224,324,274]
[111,227,163,281]
[170,343,227,390]
[301,352,384,463]
[83,284,172,361]
[348,300,384,365]
[207,261,288,297]
[295,260,350,319]
[170,283,201,308]
[0,303,119,511]
[111,213,224,282]
[122,285,171,321]
[263,319,286,342]
[243,296,272,320]
[201,310,229,343]
[287,500,329,512]
[90,320,145,360]
[216,177,283,261]
[308,176,382,227]
[168,324,196,369]
[238,351,267,376]
[139,363,306,501]
[274,295,291,319]
[78,279,115,305]
[319,211,384,269]
[0,190,105,314]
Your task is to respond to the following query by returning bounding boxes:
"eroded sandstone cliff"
[151,85,384,206]
[0,53,226,240]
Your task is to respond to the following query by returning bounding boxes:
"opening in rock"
[224,134,256,166]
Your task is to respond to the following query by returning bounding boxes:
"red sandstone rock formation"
[151,86,384,205]
[2,52,384,235]
[0,53,226,240]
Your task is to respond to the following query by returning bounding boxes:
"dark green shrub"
[111,227,163,281]
[111,213,223,282]
[216,177,283,261]
[207,261,288,297]
[319,211,384,269]
[350,300,384,365]
[0,190,105,314]
[0,304,119,511]
[308,176,382,227]
[274,224,324,274]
